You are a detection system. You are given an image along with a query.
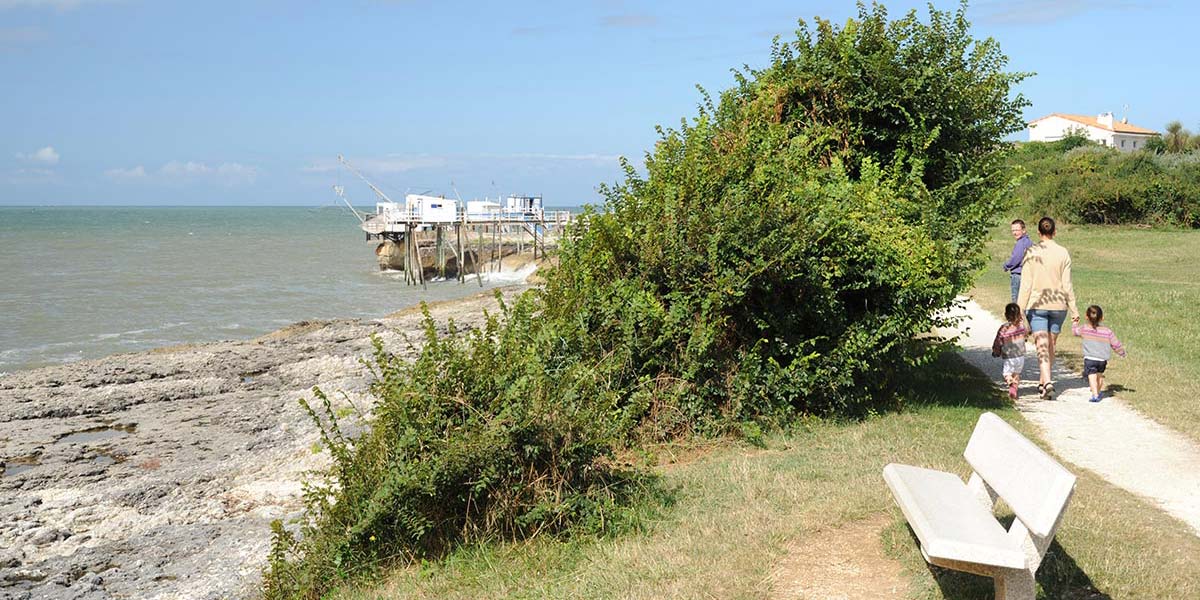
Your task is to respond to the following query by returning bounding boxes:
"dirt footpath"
[943,298,1200,536]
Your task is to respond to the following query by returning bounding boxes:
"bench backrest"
[963,412,1076,538]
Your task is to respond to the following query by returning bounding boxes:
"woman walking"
[1016,217,1080,399]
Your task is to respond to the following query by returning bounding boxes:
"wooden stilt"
[436,226,445,280]
[416,228,427,290]
[404,227,412,286]
[475,224,484,287]
[456,222,464,284]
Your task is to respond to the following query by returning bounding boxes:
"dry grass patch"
[769,514,906,599]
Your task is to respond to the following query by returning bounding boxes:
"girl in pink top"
[1072,304,1126,402]
[992,303,1029,401]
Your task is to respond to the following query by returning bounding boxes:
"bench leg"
[994,569,1036,600]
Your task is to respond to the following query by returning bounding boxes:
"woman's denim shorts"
[1026,309,1068,334]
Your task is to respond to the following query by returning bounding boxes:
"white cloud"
[161,160,212,176]
[495,152,620,165]
[160,160,258,184]
[303,155,448,174]
[104,165,146,180]
[16,145,59,165]
[306,153,619,174]
[0,0,113,11]
[4,167,56,184]
[105,160,259,185]
[214,162,259,182]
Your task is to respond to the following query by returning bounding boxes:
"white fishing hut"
[504,195,542,217]
[466,200,502,218]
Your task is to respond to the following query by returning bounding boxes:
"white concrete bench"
[883,412,1076,599]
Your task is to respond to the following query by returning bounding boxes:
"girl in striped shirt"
[992,303,1029,400]
[1072,305,1126,402]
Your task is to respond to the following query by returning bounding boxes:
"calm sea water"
[0,206,571,374]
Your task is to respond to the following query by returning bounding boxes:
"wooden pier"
[362,209,574,286]
[333,154,575,286]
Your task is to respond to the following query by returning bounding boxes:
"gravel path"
[943,298,1200,536]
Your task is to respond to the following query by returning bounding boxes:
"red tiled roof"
[1028,113,1159,136]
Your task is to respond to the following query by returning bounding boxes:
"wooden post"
[456,222,464,284]
[404,226,413,286]
[474,223,484,287]
[436,225,446,280]
[408,225,416,286]
[420,225,429,289]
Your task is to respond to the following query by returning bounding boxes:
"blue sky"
[1,0,1195,206]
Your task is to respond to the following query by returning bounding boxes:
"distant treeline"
[1011,133,1200,227]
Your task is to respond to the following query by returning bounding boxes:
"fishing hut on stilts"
[333,155,573,287]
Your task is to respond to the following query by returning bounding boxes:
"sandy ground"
[943,298,1200,536]
[0,288,523,600]
[769,515,906,600]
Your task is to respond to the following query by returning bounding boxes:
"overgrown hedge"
[1010,137,1200,227]
[263,3,1028,597]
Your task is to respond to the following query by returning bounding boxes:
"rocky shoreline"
[0,288,522,600]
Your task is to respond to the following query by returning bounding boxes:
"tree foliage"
[263,3,1029,597]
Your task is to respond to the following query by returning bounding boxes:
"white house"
[1027,112,1159,151]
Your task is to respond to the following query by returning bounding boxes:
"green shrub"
[263,2,1029,597]
[263,304,648,599]
[541,1,1028,422]
[1010,141,1200,226]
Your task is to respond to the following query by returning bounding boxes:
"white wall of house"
[1028,116,1110,144]
[1028,114,1154,151]
[1112,133,1148,151]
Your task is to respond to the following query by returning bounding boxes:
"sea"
[0,206,578,374]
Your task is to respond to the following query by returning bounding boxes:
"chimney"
[1098,112,1114,127]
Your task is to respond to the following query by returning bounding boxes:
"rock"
[30,527,66,546]
[0,289,518,599]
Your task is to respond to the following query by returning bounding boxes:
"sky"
[1,0,1196,206]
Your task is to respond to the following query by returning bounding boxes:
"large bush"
[264,3,1028,597]
[541,1,1028,422]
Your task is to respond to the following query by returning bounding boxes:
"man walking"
[1003,219,1032,302]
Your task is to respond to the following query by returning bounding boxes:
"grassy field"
[971,224,1200,444]
[332,354,1200,599]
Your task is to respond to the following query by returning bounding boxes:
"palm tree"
[1165,120,1191,153]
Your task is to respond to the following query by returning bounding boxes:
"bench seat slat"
[883,463,1025,570]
